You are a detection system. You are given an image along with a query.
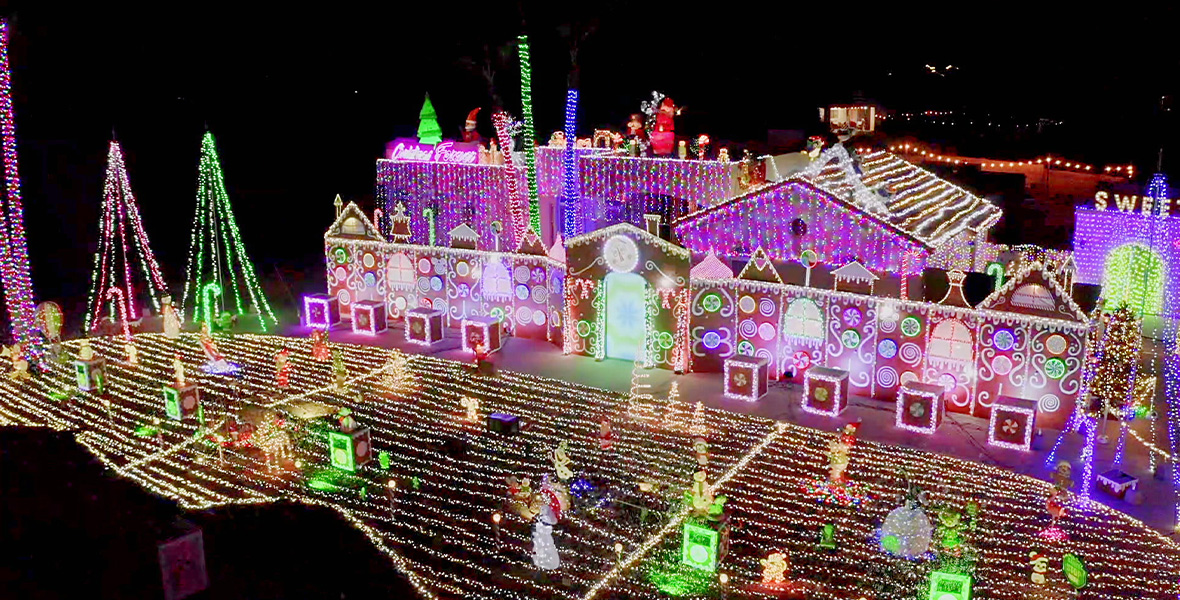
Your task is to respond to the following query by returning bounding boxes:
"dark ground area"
[0,428,416,599]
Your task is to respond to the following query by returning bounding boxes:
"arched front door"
[1102,243,1165,316]
[605,272,648,361]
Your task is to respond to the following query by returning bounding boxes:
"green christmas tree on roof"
[417,93,443,145]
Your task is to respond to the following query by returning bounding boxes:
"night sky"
[3,2,1177,317]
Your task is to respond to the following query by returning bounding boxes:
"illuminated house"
[1072,175,1178,318]
[821,103,882,134]
[322,141,1087,432]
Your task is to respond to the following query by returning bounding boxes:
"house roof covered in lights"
[672,145,1002,272]
[800,145,1002,247]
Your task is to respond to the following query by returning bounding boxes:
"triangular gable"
[690,250,734,280]
[567,222,691,259]
[738,247,782,284]
[326,201,383,241]
[938,270,973,308]
[831,260,878,282]
[516,229,547,256]
[977,262,1087,322]
[547,234,567,263]
[449,223,479,249]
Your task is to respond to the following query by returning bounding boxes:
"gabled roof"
[516,229,547,256]
[326,201,383,241]
[799,145,1002,247]
[567,222,691,259]
[976,261,1088,322]
[547,234,567,263]
[690,251,734,280]
[831,260,878,282]
[738,247,782,283]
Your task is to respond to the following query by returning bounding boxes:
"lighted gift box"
[328,426,372,472]
[680,520,720,572]
[462,316,501,354]
[803,367,850,416]
[351,300,387,335]
[406,307,445,345]
[987,396,1037,451]
[723,355,769,402]
[163,382,201,422]
[1098,469,1139,500]
[73,356,106,393]
[927,570,972,600]
[896,381,946,434]
[303,293,340,329]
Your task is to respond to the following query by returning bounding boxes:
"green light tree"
[417,94,443,146]
[181,131,278,331]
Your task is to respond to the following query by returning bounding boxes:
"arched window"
[341,216,365,236]
[783,297,824,342]
[482,261,512,300]
[1010,284,1055,311]
[928,319,973,367]
[386,252,415,288]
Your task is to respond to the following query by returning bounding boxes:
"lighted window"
[386,252,415,288]
[1010,284,1056,311]
[783,298,824,341]
[341,216,365,236]
[928,319,973,367]
[482,261,513,300]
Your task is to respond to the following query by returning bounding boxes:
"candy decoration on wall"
[84,139,169,333]
[0,20,37,342]
[181,132,278,331]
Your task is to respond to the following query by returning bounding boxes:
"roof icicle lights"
[0,19,36,341]
[85,139,169,332]
[181,132,278,331]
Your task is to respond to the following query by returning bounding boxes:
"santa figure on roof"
[461,108,484,144]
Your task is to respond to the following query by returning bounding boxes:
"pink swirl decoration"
[876,366,898,388]
[899,342,922,366]
[739,319,757,337]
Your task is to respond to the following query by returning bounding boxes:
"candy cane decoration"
[201,282,222,325]
[105,287,131,342]
[900,249,923,300]
[986,262,1005,292]
[492,110,526,244]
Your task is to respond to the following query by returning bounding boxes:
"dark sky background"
[2,2,1177,316]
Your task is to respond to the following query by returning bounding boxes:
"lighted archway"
[1102,243,1165,316]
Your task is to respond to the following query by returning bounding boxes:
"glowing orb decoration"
[877,339,898,359]
[901,316,922,338]
[1044,357,1066,380]
[992,329,1015,352]
[1045,334,1067,355]
[702,294,722,313]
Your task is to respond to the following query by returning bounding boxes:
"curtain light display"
[181,132,278,331]
[0,19,36,342]
[85,140,169,332]
[516,35,540,235]
[561,89,580,239]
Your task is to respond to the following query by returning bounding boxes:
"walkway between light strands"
[297,321,1180,535]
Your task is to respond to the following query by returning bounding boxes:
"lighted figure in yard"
[34,302,63,357]
[460,396,479,423]
[625,113,646,152]
[161,295,181,339]
[531,477,567,571]
[650,97,681,156]
[173,354,186,387]
[806,423,869,506]
[1039,461,1073,540]
[693,436,709,468]
[817,523,838,551]
[198,321,235,374]
[690,470,714,514]
[275,348,291,389]
[310,328,330,362]
[1029,549,1049,584]
[552,440,573,481]
[597,418,615,451]
[828,422,860,483]
[332,348,348,392]
[251,410,292,471]
[23,331,49,373]
[506,475,537,519]
[78,339,95,361]
[935,506,969,555]
[2,343,29,380]
[760,552,790,587]
[125,342,138,367]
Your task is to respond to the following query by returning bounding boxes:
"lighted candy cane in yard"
[201,282,222,326]
[105,287,131,342]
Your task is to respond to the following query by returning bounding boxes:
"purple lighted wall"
[1072,207,1180,317]
[673,181,926,273]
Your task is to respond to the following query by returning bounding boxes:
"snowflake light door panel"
[415,253,450,323]
[385,250,419,320]
[824,296,876,395]
[973,320,1029,421]
[1025,325,1083,430]
[780,294,826,382]
[923,311,979,416]
[446,254,482,326]
[873,304,927,402]
[481,257,515,334]
[734,284,782,378]
[689,283,735,373]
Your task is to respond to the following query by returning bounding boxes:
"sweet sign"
[386,138,480,164]
[1094,191,1173,217]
